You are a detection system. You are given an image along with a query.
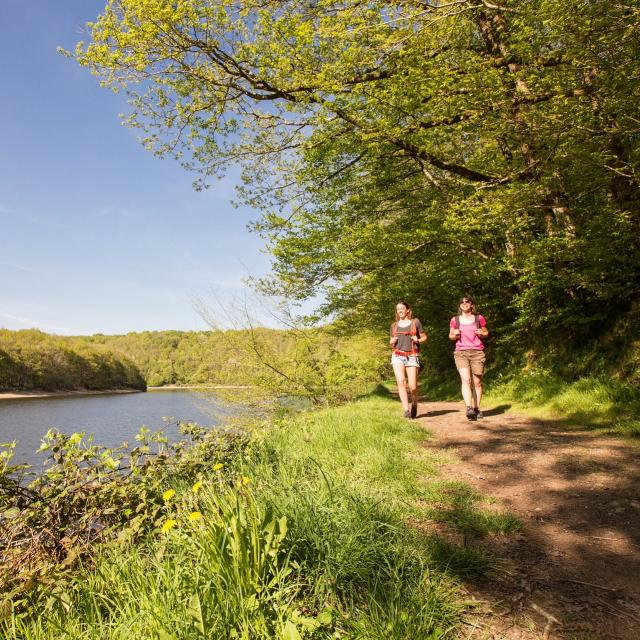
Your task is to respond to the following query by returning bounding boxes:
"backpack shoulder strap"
[475,314,480,330]
[454,315,460,330]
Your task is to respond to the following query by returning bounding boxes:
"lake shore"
[0,388,144,402]
[0,385,252,401]
[148,384,252,390]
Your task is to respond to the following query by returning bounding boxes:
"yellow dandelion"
[161,519,177,533]
[242,476,250,486]
[191,480,203,493]
[213,463,224,471]
[162,489,176,501]
[188,511,203,521]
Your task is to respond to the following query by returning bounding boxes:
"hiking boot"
[410,404,418,419]
[404,410,412,419]
[475,408,484,420]
[466,406,476,421]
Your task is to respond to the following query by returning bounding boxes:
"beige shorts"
[454,349,486,375]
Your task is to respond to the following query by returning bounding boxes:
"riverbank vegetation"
[89,326,387,401]
[0,327,386,403]
[0,329,145,393]
[1,392,525,639]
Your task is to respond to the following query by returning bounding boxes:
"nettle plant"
[0,422,250,599]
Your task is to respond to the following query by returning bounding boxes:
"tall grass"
[3,394,519,639]
[485,371,640,438]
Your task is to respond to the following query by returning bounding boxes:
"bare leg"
[392,361,410,411]
[458,367,473,407]
[406,366,419,410]
[472,373,483,409]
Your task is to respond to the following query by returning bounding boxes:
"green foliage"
[0,422,249,606]
[88,326,388,403]
[0,326,388,403]
[486,370,640,438]
[0,329,145,392]
[1,393,518,639]
[73,0,640,373]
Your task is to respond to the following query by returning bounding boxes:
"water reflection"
[0,390,235,467]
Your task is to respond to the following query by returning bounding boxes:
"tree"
[74,0,640,365]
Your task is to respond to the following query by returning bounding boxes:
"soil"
[414,400,640,640]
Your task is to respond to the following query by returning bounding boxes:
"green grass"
[417,359,640,439]
[484,371,640,438]
[3,394,522,639]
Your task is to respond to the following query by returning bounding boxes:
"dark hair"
[458,294,476,315]
[394,300,413,321]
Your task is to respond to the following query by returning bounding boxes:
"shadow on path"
[416,400,640,640]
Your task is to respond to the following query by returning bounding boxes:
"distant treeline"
[86,327,387,401]
[0,327,387,400]
[0,330,146,392]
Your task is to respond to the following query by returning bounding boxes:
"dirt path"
[415,401,640,640]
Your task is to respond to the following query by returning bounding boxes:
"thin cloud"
[0,205,70,231]
[0,312,75,335]
[0,262,55,279]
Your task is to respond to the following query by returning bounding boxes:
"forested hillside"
[0,327,386,400]
[75,0,640,379]
[0,329,145,392]
[88,327,387,400]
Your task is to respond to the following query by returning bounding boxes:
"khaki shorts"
[454,349,486,375]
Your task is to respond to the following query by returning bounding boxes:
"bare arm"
[449,318,460,341]
[412,320,428,344]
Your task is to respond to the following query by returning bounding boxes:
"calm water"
[0,390,237,467]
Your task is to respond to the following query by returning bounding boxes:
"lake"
[0,390,237,467]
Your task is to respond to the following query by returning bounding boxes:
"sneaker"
[475,408,484,419]
[411,404,418,419]
[466,406,477,421]
[404,410,412,419]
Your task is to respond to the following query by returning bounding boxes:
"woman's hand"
[390,336,398,346]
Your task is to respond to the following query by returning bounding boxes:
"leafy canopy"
[75,1,640,362]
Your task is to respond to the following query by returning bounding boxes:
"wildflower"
[188,511,203,521]
[191,480,203,493]
[242,476,250,486]
[162,489,176,501]
[213,463,224,471]
[161,519,177,533]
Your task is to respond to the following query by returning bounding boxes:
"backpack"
[454,314,480,332]
[453,314,486,341]
[392,319,420,355]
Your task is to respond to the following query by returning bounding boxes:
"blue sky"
[0,0,278,335]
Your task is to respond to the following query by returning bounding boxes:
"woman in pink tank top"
[449,295,489,421]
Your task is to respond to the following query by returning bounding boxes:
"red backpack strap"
[475,314,480,330]
[454,316,460,330]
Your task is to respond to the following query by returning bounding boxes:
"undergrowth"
[1,394,520,639]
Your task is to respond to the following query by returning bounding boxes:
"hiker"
[449,295,489,421]
[390,301,428,419]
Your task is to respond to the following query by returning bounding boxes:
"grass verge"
[1,393,523,639]
[483,371,640,439]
